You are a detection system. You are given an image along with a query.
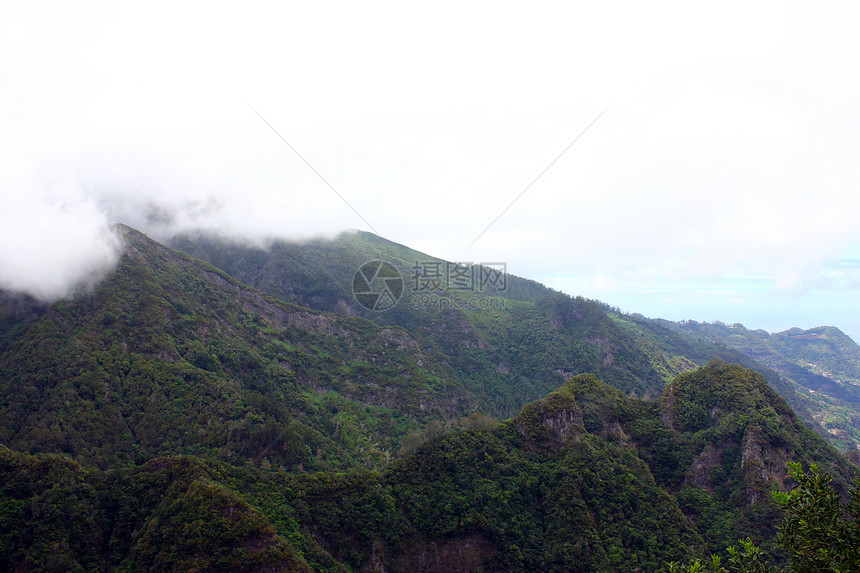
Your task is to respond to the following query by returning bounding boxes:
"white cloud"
[0,170,121,300]
[1,0,859,340]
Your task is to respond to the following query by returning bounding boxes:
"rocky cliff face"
[361,534,496,573]
[659,360,856,515]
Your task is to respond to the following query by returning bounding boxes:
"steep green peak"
[519,372,621,414]
[512,373,635,453]
[513,379,584,453]
[115,222,184,254]
[661,360,795,433]
[349,230,442,264]
[112,223,168,251]
[113,223,253,290]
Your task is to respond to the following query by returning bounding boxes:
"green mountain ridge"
[665,320,860,451]
[0,226,477,470]
[170,229,860,451]
[3,226,856,461]
[1,362,855,571]
[1,225,859,571]
[167,231,740,401]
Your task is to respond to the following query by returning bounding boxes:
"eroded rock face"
[740,428,791,503]
[363,534,496,573]
[659,383,678,432]
[687,443,730,492]
[542,406,583,443]
[684,430,792,505]
[379,327,420,352]
[515,392,585,453]
[602,420,633,447]
[585,336,617,368]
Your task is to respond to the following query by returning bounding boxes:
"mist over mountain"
[0,185,123,300]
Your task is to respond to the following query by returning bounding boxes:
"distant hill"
[168,231,759,404]
[665,320,860,450]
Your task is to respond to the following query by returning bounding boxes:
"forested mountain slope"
[1,226,859,571]
[171,230,858,449]
[0,226,476,470]
[168,232,753,404]
[1,362,855,572]
[4,226,856,472]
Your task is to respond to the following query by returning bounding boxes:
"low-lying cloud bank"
[0,175,122,301]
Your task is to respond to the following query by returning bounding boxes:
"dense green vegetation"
[2,227,859,571]
[0,446,310,572]
[0,227,475,471]
[172,230,665,411]
[659,362,854,556]
[773,461,860,572]
[3,227,814,474]
[172,230,860,451]
[2,363,855,571]
[669,461,860,572]
[669,320,860,449]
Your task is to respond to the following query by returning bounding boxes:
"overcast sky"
[2,1,859,341]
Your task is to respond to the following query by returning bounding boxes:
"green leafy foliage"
[669,461,860,573]
[667,538,777,573]
[772,461,860,572]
